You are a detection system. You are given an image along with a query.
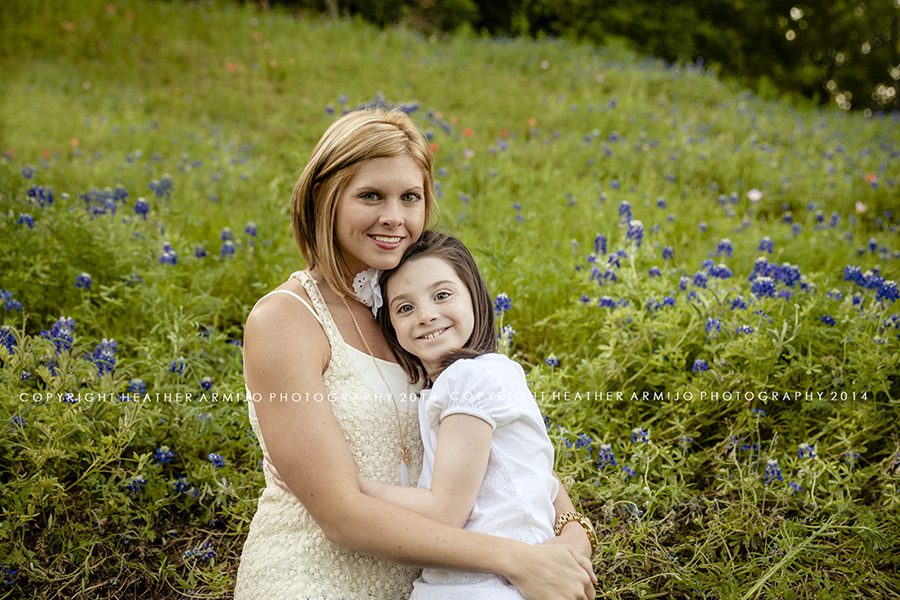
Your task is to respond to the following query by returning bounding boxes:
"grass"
[0,0,898,598]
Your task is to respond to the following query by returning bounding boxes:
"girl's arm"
[244,298,596,600]
[359,413,493,528]
[548,472,593,559]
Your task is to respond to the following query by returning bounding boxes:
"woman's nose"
[379,199,405,227]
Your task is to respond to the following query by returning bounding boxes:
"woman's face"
[335,154,426,274]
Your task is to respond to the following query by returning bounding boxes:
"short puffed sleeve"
[425,358,519,431]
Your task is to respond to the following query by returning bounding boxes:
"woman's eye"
[401,193,421,203]
[360,192,379,201]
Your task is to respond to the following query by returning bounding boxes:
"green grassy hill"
[1,1,898,598]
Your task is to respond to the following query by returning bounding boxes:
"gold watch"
[554,511,597,556]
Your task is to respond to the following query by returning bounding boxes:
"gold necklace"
[339,294,413,485]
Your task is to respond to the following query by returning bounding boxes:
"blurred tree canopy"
[258,0,899,112]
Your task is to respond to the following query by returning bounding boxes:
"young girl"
[363,231,598,599]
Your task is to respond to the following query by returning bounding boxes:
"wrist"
[558,521,592,558]
[554,511,597,556]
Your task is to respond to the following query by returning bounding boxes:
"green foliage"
[0,0,898,598]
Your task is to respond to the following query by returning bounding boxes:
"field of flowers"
[1,0,898,598]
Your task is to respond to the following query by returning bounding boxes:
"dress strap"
[252,289,325,329]
[289,270,343,349]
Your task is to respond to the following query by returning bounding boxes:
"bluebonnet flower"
[11,415,26,428]
[169,357,188,375]
[868,238,878,254]
[661,295,676,308]
[827,289,844,301]
[736,324,754,334]
[758,237,774,253]
[751,277,776,298]
[691,359,709,372]
[797,442,816,458]
[27,185,54,207]
[593,234,607,255]
[244,222,258,237]
[127,475,147,494]
[22,164,35,178]
[545,355,560,367]
[513,202,522,212]
[877,280,898,303]
[1,290,22,312]
[128,378,147,394]
[598,296,617,309]
[20,370,31,381]
[662,246,674,260]
[149,174,173,198]
[174,476,193,494]
[159,243,178,265]
[62,392,77,404]
[678,276,691,291]
[574,433,593,449]
[700,259,714,271]
[709,264,733,279]
[579,294,590,304]
[40,316,76,354]
[844,450,860,469]
[91,338,118,376]
[154,446,175,464]
[184,541,216,562]
[764,459,783,485]
[597,443,617,468]
[630,427,649,444]
[656,197,667,209]
[611,179,620,190]
[791,224,801,237]
[208,453,225,468]
[778,289,793,301]
[220,227,234,242]
[706,318,721,339]
[200,376,213,391]
[618,201,632,223]
[1,326,17,355]
[788,481,802,494]
[622,466,637,479]
[194,245,208,259]
[626,220,644,247]
[716,238,733,258]
[134,197,149,219]
[17,213,35,228]
[494,293,512,315]
[692,271,708,288]
[820,315,836,326]
[750,407,766,416]
[699,221,708,233]
[220,240,236,257]
[687,291,699,303]
[75,272,92,290]
[649,267,661,278]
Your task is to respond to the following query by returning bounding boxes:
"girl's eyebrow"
[389,280,457,307]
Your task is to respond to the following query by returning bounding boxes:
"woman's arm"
[244,298,596,600]
[359,413,493,528]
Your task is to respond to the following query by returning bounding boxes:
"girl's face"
[386,256,475,375]
[335,153,426,274]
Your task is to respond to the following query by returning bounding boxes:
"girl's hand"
[505,543,596,600]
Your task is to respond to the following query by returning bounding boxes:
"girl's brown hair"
[378,231,497,385]
[291,109,437,298]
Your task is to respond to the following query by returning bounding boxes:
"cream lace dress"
[234,270,423,600]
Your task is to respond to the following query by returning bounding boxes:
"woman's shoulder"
[244,273,328,356]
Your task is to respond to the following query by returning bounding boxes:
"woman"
[235,109,596,600]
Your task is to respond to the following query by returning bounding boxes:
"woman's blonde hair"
[291,109,437,298]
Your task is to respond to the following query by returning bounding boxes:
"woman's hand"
[505,543,596,600]
[544,521,593,559]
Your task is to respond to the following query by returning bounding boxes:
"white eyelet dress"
[235,270,423,600]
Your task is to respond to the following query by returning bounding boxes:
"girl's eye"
[434,291,451,301]
[401,192,422,203]
[397,304,413,314]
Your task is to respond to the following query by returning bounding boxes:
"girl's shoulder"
[438,353,523,388]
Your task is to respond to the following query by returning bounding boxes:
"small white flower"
[746,188,763,202]
[352,268,383,317]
